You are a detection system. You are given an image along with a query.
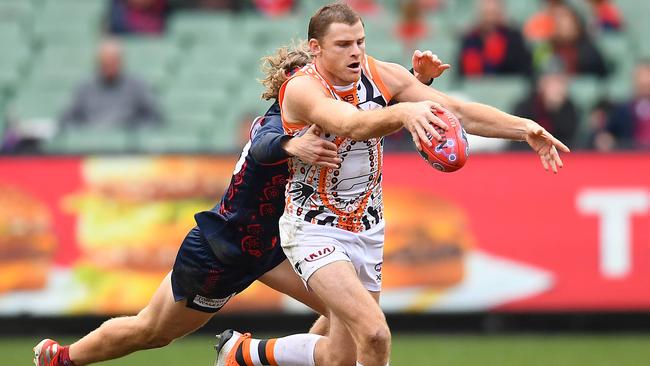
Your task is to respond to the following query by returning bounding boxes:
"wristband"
[409,68,434,86]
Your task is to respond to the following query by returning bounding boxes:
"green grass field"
[9,334,649,365]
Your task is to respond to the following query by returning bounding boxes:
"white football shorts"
[278,214,384,292]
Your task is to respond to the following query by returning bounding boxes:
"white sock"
[274,334,321,366]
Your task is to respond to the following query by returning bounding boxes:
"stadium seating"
[569,77,603,112]
[168,11,233,46]
[46,127,131,154]
[0,94,5,143]
[132,126,204,153]
[607,62,634,102]
[173,65,240,94]
[0,0,647,153]
[0,1,34,26]
[122,38,179,91]
[459,76,529,113]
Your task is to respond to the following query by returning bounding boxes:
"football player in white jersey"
[215,3,569,366]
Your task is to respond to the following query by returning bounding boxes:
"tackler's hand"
[284,124,341,169]
[412,49,451,84]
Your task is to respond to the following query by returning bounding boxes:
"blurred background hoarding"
[1,153,648,316]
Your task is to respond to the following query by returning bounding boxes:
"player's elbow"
[344,115,373,141]
[327,120,365,140]
[248,144,263,161]
[348,127,371,141]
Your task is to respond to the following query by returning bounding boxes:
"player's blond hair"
[260,40,312,101]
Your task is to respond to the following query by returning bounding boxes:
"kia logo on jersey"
[305,246,336,262]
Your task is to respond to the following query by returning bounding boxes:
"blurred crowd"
[108,0,301,34]
[1,0,648,154]
[389,0,647,152]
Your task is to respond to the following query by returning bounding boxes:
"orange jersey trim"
[279,66,336,135]
[278,72,309,135]
[366,55,393,103]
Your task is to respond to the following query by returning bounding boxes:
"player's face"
[312,20,366,85]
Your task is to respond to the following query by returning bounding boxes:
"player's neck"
[313,59,359,88]
[332,83,355,92]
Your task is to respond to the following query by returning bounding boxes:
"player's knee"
[360,323,391,354]
[130,317,176,349]
[316,335,356,366]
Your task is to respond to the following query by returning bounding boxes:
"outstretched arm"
[380,61,569,173]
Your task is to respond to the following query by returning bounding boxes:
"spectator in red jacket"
[252,0,296,17]
[346,0,382,16]
[457,0,532,78]
[586,0,624,32]
[109,0,168,35]
[395,0,428,49]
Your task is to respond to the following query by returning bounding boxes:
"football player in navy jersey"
[33,47,449,366]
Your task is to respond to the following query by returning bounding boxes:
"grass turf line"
[9,334,650,366]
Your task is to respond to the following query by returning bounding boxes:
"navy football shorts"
[171,226,286,313]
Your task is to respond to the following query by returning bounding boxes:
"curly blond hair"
[260,40,313,101]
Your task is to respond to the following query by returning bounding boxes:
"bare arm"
[282,75,445,147]
[378,61,570,173]
[381,61,532,139]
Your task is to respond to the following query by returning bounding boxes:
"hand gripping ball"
[417,107,469,173]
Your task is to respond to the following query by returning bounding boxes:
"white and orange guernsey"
[277,55,391,291]
[278,55,392,233]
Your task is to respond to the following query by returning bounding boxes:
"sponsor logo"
[193,294,235,309]
[375,262,383,282]
[304,246,336,262]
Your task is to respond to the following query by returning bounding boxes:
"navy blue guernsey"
[194,102,290,266]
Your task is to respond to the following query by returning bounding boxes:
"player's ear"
[309,38,321,57]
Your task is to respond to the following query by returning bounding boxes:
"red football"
[417,107,469,173]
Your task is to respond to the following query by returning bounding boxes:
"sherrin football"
[417,107,469,173]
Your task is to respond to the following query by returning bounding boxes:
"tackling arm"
[249,104,341,168]
[249,111,293,164]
